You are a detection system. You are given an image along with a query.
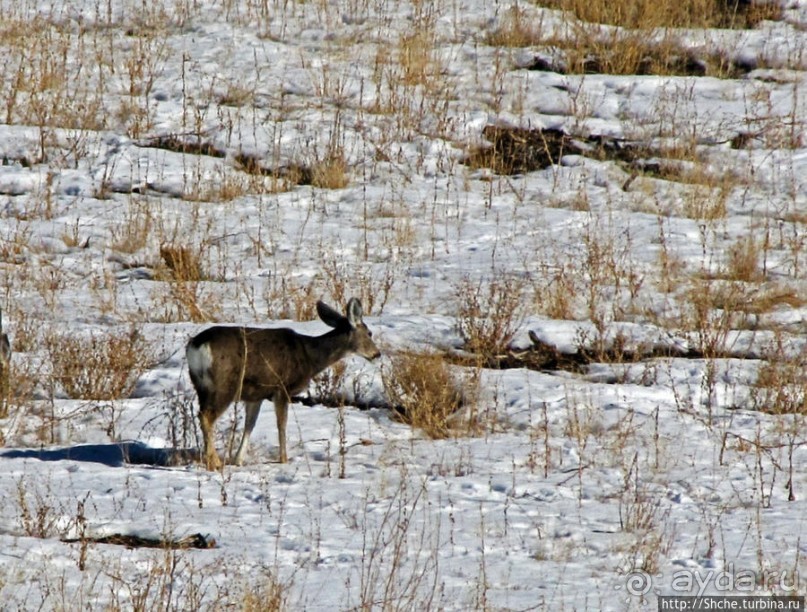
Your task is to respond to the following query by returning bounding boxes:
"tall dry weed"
[46,327,152,400]
[456,276,526,359]
[383,352,468,439]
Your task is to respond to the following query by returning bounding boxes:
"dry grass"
[154,242,222,322]
[108,201,155,254]
[487,0,777,77]
[235,146,351,192]
[727,236,762,282]
[185,170,259,202]
[45,327,153,400]
[741,284,804,315]
[157,281,221,323]
[750,331,807,416]
[537,0,783,30]
[160,244,204,283]
[398,28,442,88]
[456,276,527,359]
[533,260,579,320]
[310,148,350,190]
[680,183,731,220]
[264,276,319,321]
[486,5,545,47]
[549,31,739,78]
[311,360,348,407]
[366,12,456,142]
[15,476,66,539]
[0,359,40,430]
[241,573,287,612]
[320,259,397,317]
[708,281,804,318]
[752,358,807,415]
[0,2,802,607]
[382,352,469,439]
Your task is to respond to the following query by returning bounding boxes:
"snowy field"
[0,0,806,609]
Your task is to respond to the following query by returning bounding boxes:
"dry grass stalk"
[312,360,348,407]
[155,241,219,321]
[486,5,545,47]
[681,279,747,357]
[537,0,782,30]
[241,573,287,612]
[534,264,579,320]
[495,1,780,78]
[383,352,467,439]
[752,353,807,415]
[727,236,761,282]
[160,244,203,282]
[321,258,396,317]
[681,183,730,220]
[398,28,442,88]
[456,276,526,359]
[264,277,319,321]
[185,173,254,202]
[108,202,154,254]
[45,327,152,400]
[310,149,350,190]
[736,284,805,315]
[167,283,212,322]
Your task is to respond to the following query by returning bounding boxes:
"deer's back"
[188,326,316,401]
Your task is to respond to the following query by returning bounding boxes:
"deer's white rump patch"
[186,341,214,388]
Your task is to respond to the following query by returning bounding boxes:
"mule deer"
[186,298,380,469]
[0,308,10,404]
[0,308,10,366]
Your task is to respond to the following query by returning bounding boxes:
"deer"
[0,308,10,402]
[185,298,381,470]
[0,308,9,367]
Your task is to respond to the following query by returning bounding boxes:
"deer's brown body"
[186,299,380,469]
[0,308,10,400]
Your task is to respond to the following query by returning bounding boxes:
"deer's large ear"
[345,298,363,327]
[317,300,345,328]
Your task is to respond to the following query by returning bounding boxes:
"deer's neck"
[302,328,351,372]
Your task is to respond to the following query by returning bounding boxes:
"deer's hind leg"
[196,387,237,471]
[199,406,223,470]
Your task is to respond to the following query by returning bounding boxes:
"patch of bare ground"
[463,125,729,185]
[444,328,768,373]
[139,134,225,158]
[62,533,216,550]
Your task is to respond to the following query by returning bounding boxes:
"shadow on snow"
[0,441,198,467]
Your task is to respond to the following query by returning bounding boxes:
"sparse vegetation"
[45,327,152,400]
[536,0,783,30]
[456,275,527,359]
[382,351,469,438]
[0,0,804,607]
[160,243,204,283]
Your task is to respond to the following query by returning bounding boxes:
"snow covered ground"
[0,0,806,609]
